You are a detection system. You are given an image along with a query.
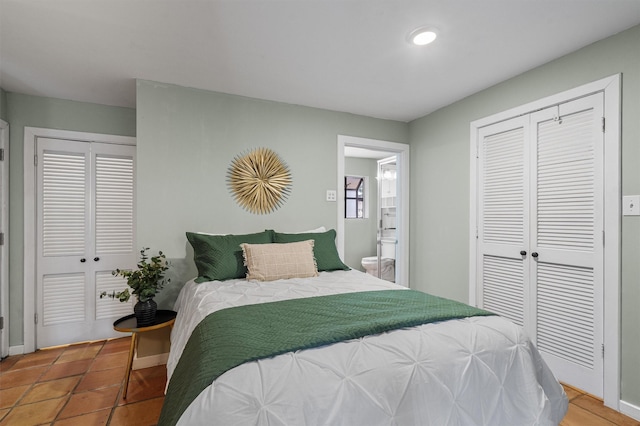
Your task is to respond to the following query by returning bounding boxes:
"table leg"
[122,332,137,399]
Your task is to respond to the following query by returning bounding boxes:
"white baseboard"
[8,345,24,356]
[132,352,169,370]
[621,400,640,421]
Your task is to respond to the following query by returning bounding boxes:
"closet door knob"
[520,250,527,256]
[531,252,539,258]
[80,258,86,263]
[94,257,100,262]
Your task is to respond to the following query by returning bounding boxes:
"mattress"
[165,270,567,425]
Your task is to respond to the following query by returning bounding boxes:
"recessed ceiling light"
[408,27,438,46]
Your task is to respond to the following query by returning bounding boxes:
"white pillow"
[241,240,319,282]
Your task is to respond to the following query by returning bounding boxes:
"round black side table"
[113,310,177,399]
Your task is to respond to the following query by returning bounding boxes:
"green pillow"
[272,229,350,272]
[186,230,274,282]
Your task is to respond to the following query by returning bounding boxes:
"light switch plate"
[623,195,640,216]
[326,190,337,202]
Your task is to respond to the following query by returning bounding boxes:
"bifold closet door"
[36,138,136,349]
[530,93,604,397]
[476,93,604,398]
[476,116,531,329]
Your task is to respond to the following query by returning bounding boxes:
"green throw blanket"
[158,289,494,426]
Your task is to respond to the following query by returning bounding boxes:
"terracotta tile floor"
[0,338,165,425]
[1,338,639,425]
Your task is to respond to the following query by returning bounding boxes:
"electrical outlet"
[326,190,337,202]
[623,195,640,216]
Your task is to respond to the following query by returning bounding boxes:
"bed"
[159,230,568,425]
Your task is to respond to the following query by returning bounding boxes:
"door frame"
[468,74,620,409]
[337,135,410,287]
[0,119,8,358]
[23,127,136,353]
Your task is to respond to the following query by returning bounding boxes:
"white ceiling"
[1,0,640,122]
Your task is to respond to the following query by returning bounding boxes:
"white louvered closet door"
[477,116,530,328]
[476,93,604,398]
[530,93,604,397]
[36,138,136,349]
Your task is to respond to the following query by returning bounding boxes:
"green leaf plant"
[100,247,170,303]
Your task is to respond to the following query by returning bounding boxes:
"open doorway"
[337,135,410,287]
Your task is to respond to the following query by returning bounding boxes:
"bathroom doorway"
[337,135,410,287]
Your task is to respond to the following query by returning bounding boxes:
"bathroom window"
[345,176,365,219]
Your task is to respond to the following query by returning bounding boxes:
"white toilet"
[361,238,396,282]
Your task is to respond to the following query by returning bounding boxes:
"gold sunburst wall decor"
[226,147,293,215]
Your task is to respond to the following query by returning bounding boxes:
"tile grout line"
[10,346,66,415]
[58,340,130,424]
[0,339,128,425]
[51,341,104,424]
[104,359,125,426]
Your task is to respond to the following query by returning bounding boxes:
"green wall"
[5,93,136,346]
[344,157,379,270]
[408,24,640,407]
[135,80,408,307]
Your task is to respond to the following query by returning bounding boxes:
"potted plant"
[101,247,170,326]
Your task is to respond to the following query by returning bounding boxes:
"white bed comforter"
[169,270,567,425]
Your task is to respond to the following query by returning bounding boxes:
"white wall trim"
[469,74,621,410]
[8,345,24,356]
[132,351,169,370]
[337,135,410,287]
[620,400,640,422]
[0,119,9,359]
[23,127,136,354]
[468,123,478,306]
[601,74,622,412]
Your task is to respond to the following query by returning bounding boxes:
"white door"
[0,120,8,358]
[476,93,604,397]
[477,115,531,328]
[377,156,397,282]
[36,137,136,349]
[530,94,604,395]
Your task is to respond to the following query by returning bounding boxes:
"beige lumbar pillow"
[241,240,319,282]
